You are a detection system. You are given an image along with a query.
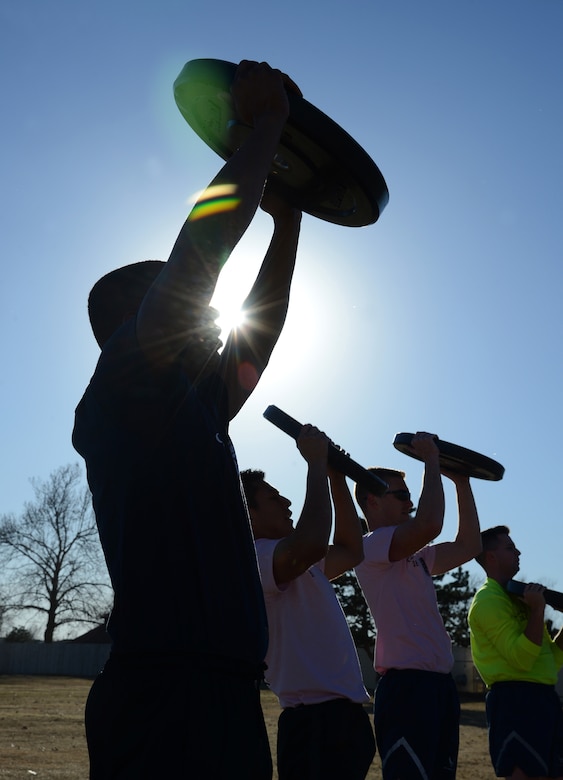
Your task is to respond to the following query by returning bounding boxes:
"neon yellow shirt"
[468,577,563,687]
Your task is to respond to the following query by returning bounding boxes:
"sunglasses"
[384,489,411,502]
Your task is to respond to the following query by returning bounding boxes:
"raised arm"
[389,433,445,561]
[431,471,481,575]
[135,61,292,367]
[324,469,365,581]
[219,190,302,418]
[272,426,331,585]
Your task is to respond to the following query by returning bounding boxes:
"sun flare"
[214,303,247,338]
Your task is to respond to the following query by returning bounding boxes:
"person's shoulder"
[254,537,284,593]
[254,537,282,564]
[78,319,193,427]
[480,577,506,596]
[472,578,495,599]
[470,578,509,616]
[363,525,397,547]
[365,525,397,539]
[96,318,206,396]
[255,537,279,551]
[359,525,396,564]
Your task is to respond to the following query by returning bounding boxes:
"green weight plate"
[174,59,389,227]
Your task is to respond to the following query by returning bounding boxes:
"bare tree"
[0,464,112,642]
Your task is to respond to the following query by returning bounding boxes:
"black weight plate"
[393,433,505,481]
[173,59,389,227]
[507,580,563,612]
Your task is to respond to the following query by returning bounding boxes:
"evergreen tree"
[332,570,375,655]
[433,566,475,647]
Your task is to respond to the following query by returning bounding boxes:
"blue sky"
[1,0,562,624]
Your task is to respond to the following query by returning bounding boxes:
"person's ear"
[484,549,496,569]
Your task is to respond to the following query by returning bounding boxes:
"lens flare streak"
[188,184,240,221]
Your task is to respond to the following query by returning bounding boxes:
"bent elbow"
[462,537,483,562]
[428,518,444,542]
[308,540,330,564]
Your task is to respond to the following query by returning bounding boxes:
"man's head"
[240,469,293,540]
[355,467,413,531]
[475,525,520,583]
[88,261,165,348]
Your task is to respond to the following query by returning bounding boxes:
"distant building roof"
[71,624,111,644]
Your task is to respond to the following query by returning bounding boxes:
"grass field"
[0,676,497,779]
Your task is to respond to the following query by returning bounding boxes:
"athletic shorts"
[277,698,376,780]
[374,669,460,780]
[85,653,272,780]
[486,681,563,778]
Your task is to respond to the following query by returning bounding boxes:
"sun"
[214,301,247,338]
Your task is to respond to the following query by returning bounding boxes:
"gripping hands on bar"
[263,405,388,497]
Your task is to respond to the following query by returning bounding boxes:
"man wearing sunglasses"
[354,432,481,780]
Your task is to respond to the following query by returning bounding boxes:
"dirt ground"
[0,676,497,779]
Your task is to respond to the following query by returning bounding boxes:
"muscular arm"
[432,474,481,575]
[135,63,291,369]
[389,433,444,561]
[272,427,331,585]
[324,470,364,580]
[219,193,302,418]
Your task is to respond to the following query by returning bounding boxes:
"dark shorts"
[374,669,460,780]
[85,653,272,780]
[486,681,563,778]
[277,698,376,780]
